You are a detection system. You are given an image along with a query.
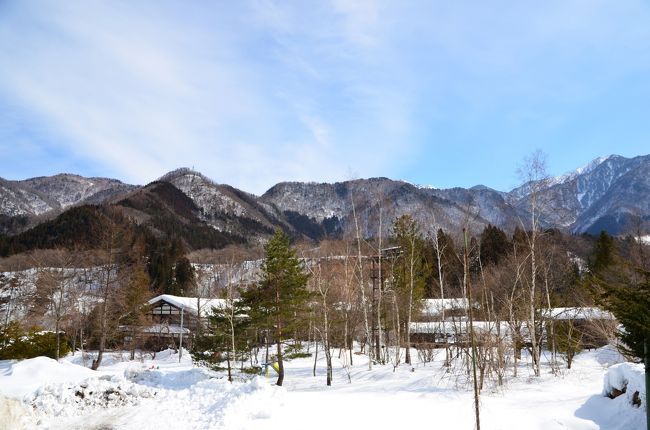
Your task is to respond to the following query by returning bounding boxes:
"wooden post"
[643,336,650,430]
[464,228,481,430]
[179,307,184,363]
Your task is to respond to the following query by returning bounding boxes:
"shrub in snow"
[603,362,646,409]
[0,321,69,360]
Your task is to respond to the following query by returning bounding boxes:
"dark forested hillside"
[2,154,650,258]
[0,205,111,256]
[0,181,250,257]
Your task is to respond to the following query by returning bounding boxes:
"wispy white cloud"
[0,0,416,193]
[1,0,649,193]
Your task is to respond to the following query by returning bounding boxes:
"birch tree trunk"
[351,195,372,369]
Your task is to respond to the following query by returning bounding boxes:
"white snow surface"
[542,306,615,321]
[599,362,647,429]
[0,345,646,430]
[420,297,469,317]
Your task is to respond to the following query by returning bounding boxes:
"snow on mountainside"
[548,155,613,187]
[2,154,649,240]
[260,178,512,238]
[0,178,53,216]
[157,168,282,237]
[0,174,135,217]
[508,154,650,233]
[159,169,253,220]
[261,154,650,236]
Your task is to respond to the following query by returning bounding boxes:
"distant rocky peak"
[157,167,210,184]
[574,155,616,175]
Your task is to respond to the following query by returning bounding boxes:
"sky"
[1,1,649,195]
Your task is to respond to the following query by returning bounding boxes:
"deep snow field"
[0,345,646,430]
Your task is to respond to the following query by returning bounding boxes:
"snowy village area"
[1,2,649,429]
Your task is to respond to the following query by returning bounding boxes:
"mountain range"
[1,154,649,252]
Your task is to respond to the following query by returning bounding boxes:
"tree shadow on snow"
[574,393,645,430]
[575,394,612,428]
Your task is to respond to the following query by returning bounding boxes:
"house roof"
[141,324,190,335]
[421,298,470,317]
[542,307,614,321]
[148,294,228,318]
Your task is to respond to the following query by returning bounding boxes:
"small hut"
[144,294,227,350]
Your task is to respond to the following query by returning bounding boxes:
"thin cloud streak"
[1,1,649,193]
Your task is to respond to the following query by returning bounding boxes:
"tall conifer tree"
[242,230,310,386]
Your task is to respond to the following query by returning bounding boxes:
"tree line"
[0,154,647,411]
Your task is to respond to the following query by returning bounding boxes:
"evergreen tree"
[241,230,310,386]
[391,215,429,365]
[479,224,511,267]
[589,231,649,360]
[173,257,195,296]
[598,269,650,360]
[209,294,249,382]
[589,230,616,272]
[120,255,151,360]
[512,227,528,248]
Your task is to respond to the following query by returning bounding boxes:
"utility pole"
[371,257,380,361]
[179,307,184,363]
[643,335,650,430]
[464,228,481,430]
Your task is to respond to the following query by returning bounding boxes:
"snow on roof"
[141,324,191,335]
[421,298,469,317]
[410,321,515,336]
[542,307,614,321]
[148,294,227,318]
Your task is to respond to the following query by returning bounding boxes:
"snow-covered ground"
[0,345,646,430]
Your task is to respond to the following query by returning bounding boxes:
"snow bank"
[603,362,646,409]
[77,374,285,429]
[0,356,95,399]
[125,366,212,390]
[3,346,645,429]
[152,347,193,365]
[27,373,156,417]
[2,351,284,429]
[0,396,32,430]
[196,376,284,428]
[593,344,627,367]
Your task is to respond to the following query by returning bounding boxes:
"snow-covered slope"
[157,168,283,238]
[260,178,517,238]
[0,174,135,217]
[2,154,650,241]
[509,154,650,233]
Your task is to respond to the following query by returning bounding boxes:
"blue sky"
[1,1,649,194]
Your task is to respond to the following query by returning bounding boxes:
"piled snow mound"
[125,366,215,390]
[27,374,157,417]
[152,347,192,365]
[603,362,646,408]
[190,376,285,429]
[2,354,284,429]
[96,375,286,429]
[0,396,32,430]
[593,344,627,367]
[0,356,96,399]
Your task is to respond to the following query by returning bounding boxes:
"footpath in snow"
[0,346,646,430]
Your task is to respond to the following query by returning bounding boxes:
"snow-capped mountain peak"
[548,155,618,187]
